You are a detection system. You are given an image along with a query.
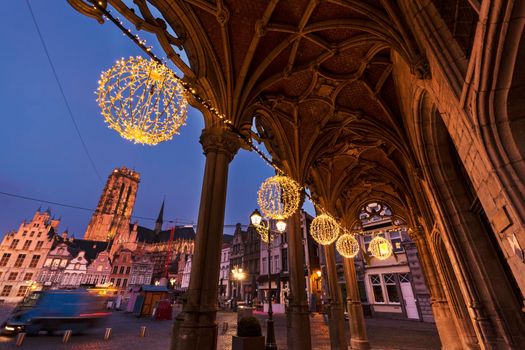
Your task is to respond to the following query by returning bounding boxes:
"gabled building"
[129,253,154,286]
[39,242,72,288]
[83,250,112,286]
[109,248,133,296]
[61,251,88,288]
[0,209,59,302]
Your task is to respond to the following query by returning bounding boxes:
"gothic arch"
[414,91,525,348]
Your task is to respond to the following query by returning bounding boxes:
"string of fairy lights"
[88,1,403,260]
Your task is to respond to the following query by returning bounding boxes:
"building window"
[274,255,279,274]
[119,266,124,274]
[0,253,11,267]
[370,274,384,303]
[35,241,44,250]
[14,254,26,268]
[384,274,400,303]
[125,267,130,274]
[113,266,118,274]
[8,272,18,281]
[16,286,28,297]
[399,273,411,283]
[389,231,403,253]
[23,240,32,250]
[1,285,12,297]
[262,257,267,274]
[122,279,127,287]
[116,278,121,287]
[29,255,40,268]
[110,278,115,284]
[10,239,19,249]
[24,273,33,281]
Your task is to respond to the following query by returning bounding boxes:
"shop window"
[384,273,400,303]
[370,274,384,303]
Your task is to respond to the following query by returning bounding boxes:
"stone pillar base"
[350,338,371,350]
[171,314,218,350]
[286,304,312,349]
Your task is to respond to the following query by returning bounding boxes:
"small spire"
[154,198,165,233]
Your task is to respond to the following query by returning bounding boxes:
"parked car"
[1,289,110,335]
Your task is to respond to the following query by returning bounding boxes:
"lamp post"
[231,266,245,302]
[250,209,286,350]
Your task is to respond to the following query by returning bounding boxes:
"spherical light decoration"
[257,175,301,220]
[368,236,393,260]
[310,214,340,245]
[336,233,360,258]
[97,56,188,145]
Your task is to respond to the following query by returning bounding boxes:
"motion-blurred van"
[1,289,109,335]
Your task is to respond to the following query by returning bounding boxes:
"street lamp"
[250,209,287,350]
[231,266,245,301]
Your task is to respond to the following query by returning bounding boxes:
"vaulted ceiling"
[69,0,432,223]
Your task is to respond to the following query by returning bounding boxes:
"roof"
[223,234,234,245]
[65,239,109,261]
[133,225,196,243]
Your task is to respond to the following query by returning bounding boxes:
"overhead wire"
[0,190,247,229]
[26,0,103,183]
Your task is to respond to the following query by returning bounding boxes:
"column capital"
[200,127,240,161]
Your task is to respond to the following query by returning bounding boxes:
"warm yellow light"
[257,175,301,220]
[276,220,287,233]
[336,233,360,258]
[310,214,339,245]
[368,236,393,260]
[97,56,188,145]
[316,270,322,278]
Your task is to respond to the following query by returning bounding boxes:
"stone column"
[286,211,312,350]
[342,257,370,350]
[171,127,239,350]
[410,231,464,350]
[324,244,348,350]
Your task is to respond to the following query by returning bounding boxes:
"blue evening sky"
[0,1,313,238]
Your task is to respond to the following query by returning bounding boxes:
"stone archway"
[415,93,525,349]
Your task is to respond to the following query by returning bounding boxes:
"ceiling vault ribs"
[67,0,432,217]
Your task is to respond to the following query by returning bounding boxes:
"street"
[0,304,440,349]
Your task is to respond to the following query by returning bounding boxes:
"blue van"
[2,289,109,335]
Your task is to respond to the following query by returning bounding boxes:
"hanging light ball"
[97,56,188,145]
[336,233,360,258]
[310,214,339,245]
[368,236,393,260]
[257,175,301,220]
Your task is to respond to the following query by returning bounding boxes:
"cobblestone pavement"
[0,304,440,349]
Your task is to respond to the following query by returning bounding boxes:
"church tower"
[84,167,140,241]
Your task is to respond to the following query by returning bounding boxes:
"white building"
[181,255,192,290]
[218,243,231,298]
[39,242,72,288]
[61,251,88,288]
[359,202,433,322]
